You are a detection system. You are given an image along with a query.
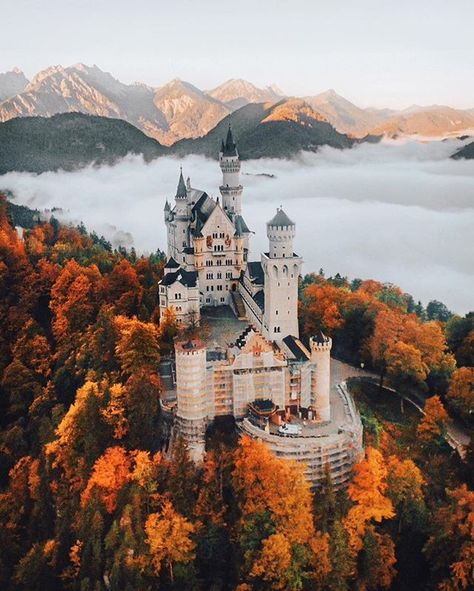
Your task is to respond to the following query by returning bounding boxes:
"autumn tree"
[232,436,330,590]
[344,447,396,587]
[115,315,161,377]
[417,395,449,448]
[144,500,196,582]
[424,484,474,591]
[103,258,143,316]
[446,367,474,423]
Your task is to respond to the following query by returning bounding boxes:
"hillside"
[0,112,165,174]
[304,89,390,136]
[452,140,474,159]
[171,98,359,159]
[369,105,474,138]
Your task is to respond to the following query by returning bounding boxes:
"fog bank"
[2,139,473,314]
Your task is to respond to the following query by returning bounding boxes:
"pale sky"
[2,0,473,109]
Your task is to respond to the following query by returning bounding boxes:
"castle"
[159,128,363,487]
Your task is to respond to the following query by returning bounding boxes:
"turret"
[219,126,243,214]
[175,339,208,462]
[310,331,332,422]
[262,207,302,343]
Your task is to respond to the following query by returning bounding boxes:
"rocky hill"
[207,78,282,110]
[152,79,230,145]
[171,98,360,159]
[0,68,29,101]
[0,112,165,174]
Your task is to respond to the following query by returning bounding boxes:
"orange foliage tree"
[416,395,449,446]
[446,367,474,422]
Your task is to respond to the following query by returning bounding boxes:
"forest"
[0,192,473,591]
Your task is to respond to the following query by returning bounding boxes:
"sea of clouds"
[2,138,473,314]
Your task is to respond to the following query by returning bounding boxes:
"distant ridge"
[1,63,473,144]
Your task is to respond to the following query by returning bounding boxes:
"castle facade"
[159,129,363,487]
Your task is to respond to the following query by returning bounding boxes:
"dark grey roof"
[283,335,310,361]
[160,268,197,288]
[164,200,170,211]
[267,207,294,228]
[165,257,180,269]
[312,330,330,344]
[222,125,237,157]
[191,192,215,237]
[176,168,187,199]
[253,290,265,312]
[247,261,264,285]
[235,214,250,236]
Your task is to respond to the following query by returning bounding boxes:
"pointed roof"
[175,167,187,199]
[267,207,294,228]
[164,200,170,211]
[234,214,250,236]
[312,330,330,345]
[222,125,237,157]
[165,257,180,269]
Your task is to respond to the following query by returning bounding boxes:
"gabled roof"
[222,125,237,157]
[247,261,264,285]
[267,207,294,228]
[160,268,198,288]
[165,257,180,269]
[191,192,215,237]
[283,335,310,361]
[234,214,250,236]
[175,168,187,199]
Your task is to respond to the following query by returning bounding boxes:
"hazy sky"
[2,139,473,314]
[2,0,473,109]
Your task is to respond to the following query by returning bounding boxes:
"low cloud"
[2,138,473,314]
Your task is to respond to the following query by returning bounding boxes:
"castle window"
[226,272,232,279]
[220,297,225,302]
[217,285,222,291]
[276,310,278,315]
[217,272,222,279]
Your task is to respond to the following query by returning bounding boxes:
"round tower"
[219,126,243,214]
[175,339,208,462]
[262,208,302,342]
[310,332,332,422]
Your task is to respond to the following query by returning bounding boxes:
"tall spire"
[222,124,237,157]
[176,167,187,199]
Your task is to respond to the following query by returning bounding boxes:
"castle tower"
[219,126,243,215]
[175,339,208,462]
[262,208,302,342]
[310,332,332,422]
[166,168,191,263]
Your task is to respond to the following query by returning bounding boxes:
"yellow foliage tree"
[145,500,196,581]
[344,447,395,554]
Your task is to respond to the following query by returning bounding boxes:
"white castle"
[159,128,363,487]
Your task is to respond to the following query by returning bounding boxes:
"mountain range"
[1,64,473,144]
